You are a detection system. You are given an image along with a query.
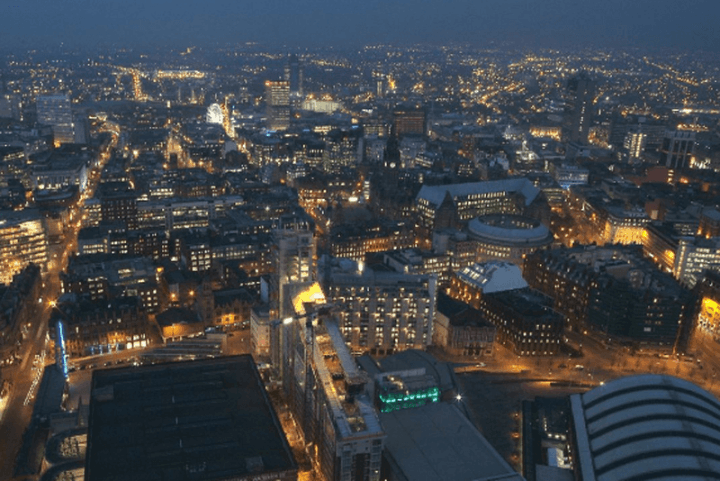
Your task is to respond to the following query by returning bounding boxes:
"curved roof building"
[468,214,553,245]
[570,374,720,481]
[468,214,554,265]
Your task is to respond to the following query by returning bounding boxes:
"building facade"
[524,245,689,343]
[36,94,75,145]
[266,80,291,131]
[325,267,437,355]
[277,299,384,481]
[0,209,48,284]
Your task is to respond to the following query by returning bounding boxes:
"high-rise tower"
[659,130,695,170]
[564,73,595,144]
[265,80,290,131]
[36,94,75,145]
[283,54,303,97]
[272,213,316,319]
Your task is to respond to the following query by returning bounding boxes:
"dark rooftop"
[85,355,297,481]
[155,307,201,327]
[436,293,494,329]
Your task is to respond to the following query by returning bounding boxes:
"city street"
[0,300,54,479]
[0,133,113,480]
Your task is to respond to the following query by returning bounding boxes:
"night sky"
[1,0,719,51]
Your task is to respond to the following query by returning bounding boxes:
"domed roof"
[571,374,720,481]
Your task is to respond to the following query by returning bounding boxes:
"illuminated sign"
[56,319,69,378]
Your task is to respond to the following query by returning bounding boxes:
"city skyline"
[2,10,720,480]
[1,0,720,52]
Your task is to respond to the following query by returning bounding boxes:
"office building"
[266,80,290,131]
[623,129,647,160]
[0,264,42,364]
[277,288,384,481]
[135,196,244,231]
[61,255,161,311]
[329,220,416,264]
[431,230,480,273]
[393,107,426,137]
[698,207,720,238]
[31,147,91,193]
[659,130,695,170]
[693,270,720,340]
[550,164,589,190]
[85,356,297,481]
[96,182,138,229]
[0,208,49,284]
[323,129,361,173]
[0,92,21,120]
[250,304,272,360]
[415,178,545,240]
[380,248,451,287]
[433,293,496,358]
[325,265,437,355]
[36,94,75,146]
[570,375,720,481]
[478,287,563,356]
[467,214,554,267]
[609,117,666,151]
[524,245,689,342]
[51,294,149,357]
[284,54,304,96]
[564,73,594,144]
[273,213,316,319]
[642,222,720,288]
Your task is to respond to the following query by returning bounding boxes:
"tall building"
[659,130,696,170]
[324,264,437,355]
[265,80,290,131]
[284,54,303,96]
[36,94,75,145]
[273,213,316,319]
[276,291,384,481]
[564,73,594,144]
[642,221,720,288]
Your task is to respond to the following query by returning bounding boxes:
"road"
[0,262,62,479]
[0,134,114,480]
[444,326,720,400]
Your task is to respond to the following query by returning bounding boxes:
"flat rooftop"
[380,402,524,481]
[85,355,297,481]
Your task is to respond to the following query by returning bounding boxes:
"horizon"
[1,0,720,54]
